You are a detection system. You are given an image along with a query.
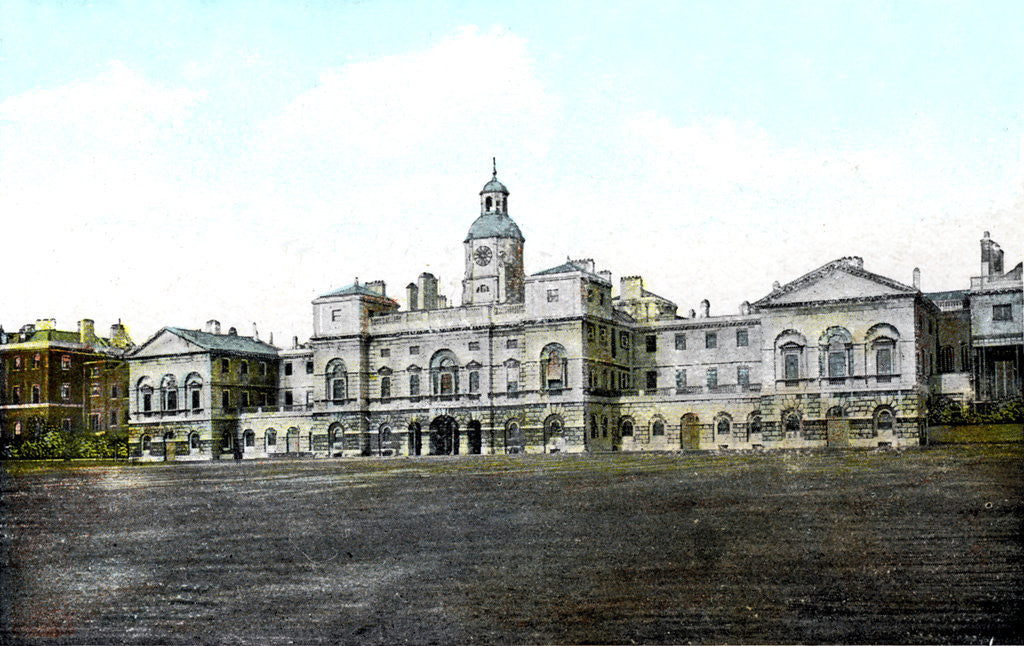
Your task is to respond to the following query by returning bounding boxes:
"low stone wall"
[925,423,1023,445]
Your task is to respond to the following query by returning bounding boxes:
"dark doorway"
[409,422,422,456]
[467,421,482,455]
[429,416,459,455]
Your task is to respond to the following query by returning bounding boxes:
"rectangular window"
[674,333,686,350]
[380,348,390,357]
[409,373,420,396]
[675,369,687,389]
[705,332,717,349]
[706,368,718,389]
[380,377,391,398]
[144,392,153,412]
[260,362,267,376]
[241,391,250,408]
[305,361,314,374]
[62,418,72,432]
[90,414,100,431]
[61,355,71,370]
[221,358,230,374]
[13,356,22,370]
[586,324,594,342]
[645,335,656,352]
[506,339,518,349]
[645,370,658,390]
[12,386,21,404]
[506,365,519,394]
[110,409,118,425]
[610,330,616,358]
[284,390,293,406]
[993,304,1013,321]
[221,391,229,409]
[737,366,750,388]
[305,390,313,406]
[468,341,480,351]
[736,329,748,347]
[90,366,101,377]
[32,385,41,404]
[91,383,101,396]
[469,371,480,393]
[240,361,248,376]
[111,385,119,398]
[409,345,420,355]
[284,362,293,376]
[61,383,71,401]
[784,354,799,381]
[620,331,629,349]
[876,347,893,374]
[546,289,559,302]
[599,327,607,343]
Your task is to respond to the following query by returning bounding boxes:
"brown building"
[0,318,133,444]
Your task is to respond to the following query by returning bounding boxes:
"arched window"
[825,406,845,419]
[715,414,732,436]
[141,435,152,453]
[137,376,154,413]
[380,425,392,445]
[620,418,634,437]
[651,418,665,436]
[185,373,203,410]
[160,375,178,412]
[430,350,460,396]
[784,411,802,437]
[873,407,895,436]
[776,330,807,383]
[328,423,343,446]
[189,432,200,450]
[544,415,565,451]
[266,428,277,446]
[485,196,493,210]
[590,414,598,439]
[820,327,853,379]
[244,430,255,447]
[866,324,901,379]
[540,343,568,390]
[326,359,347,402]
[748,412,762,436]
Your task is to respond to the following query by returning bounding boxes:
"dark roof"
[166,327,279,356]
[925,289,969,303]
[319,283,389,299]
[465,212,524,242]
[4,328,113,348]
[480,177,509,195]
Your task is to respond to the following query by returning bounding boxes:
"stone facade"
[126,169,1022,461]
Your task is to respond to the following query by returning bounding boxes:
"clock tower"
[462,160,525,305]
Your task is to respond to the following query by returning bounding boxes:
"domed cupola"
[462,159,526,306]
[466,158,523,243]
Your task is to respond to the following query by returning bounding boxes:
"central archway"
[429,415,459,455]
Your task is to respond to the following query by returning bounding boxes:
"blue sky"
[2,1,1022,342]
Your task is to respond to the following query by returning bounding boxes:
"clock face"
[474,245,493,266]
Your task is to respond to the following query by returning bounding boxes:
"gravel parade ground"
[2,444,1022,644]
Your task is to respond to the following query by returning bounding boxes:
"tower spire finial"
[492,156,497,178]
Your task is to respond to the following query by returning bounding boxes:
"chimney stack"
[205,319,221,334]
[78,318,95,344]
[912,267,921,290]
[699,299,710,318]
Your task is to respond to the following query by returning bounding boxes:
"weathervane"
[492,156,497,178]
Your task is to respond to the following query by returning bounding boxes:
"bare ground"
[2,444,1022,644]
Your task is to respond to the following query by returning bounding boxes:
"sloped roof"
[165,327,279,356]
[754,257,916,307]
[319,283,392,299]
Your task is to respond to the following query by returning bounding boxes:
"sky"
[2,1,1023,346]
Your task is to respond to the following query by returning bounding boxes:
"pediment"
[756,260,914,307]
[130,329,207,358]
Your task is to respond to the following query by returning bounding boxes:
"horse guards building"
[121,165,1023,461]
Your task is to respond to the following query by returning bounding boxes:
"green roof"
[319,283,389,299]
[465,212,524,242]
[166,327,279,356]
[480,177,509,194]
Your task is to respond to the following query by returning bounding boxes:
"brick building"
[0,319,133,443]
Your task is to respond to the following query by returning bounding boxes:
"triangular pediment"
[755,258,915,307]
[130,328,208,359]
